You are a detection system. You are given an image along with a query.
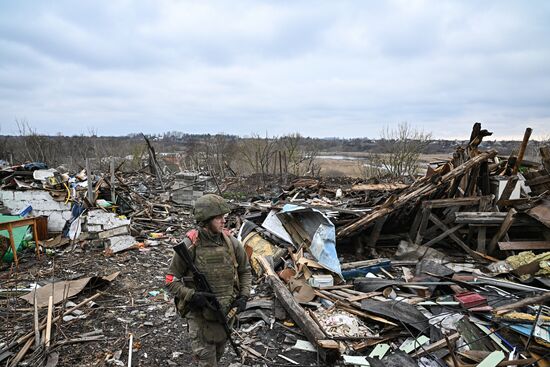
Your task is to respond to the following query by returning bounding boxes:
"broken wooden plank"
[496,176,519,206]
[8,338,33,367]
[494,292,550,315]
[415,206,432,245]
[454,212,509,224]
[527,199,550,228]
[422,196,487,208]
[366,215,387,249]
[258,256,339,363]
[428,213,486,261]
[45,295,53,348]
[477,226,487,253]
[525,175,550,187]
[487,208,517,254]
[422,223,464,248]
[316,290,398,326]
[0,293,102,356]
[340,259,390,271]
[512,127,532,175]
[98,226,129,239]
[498,241,550,251]
[411,332,459,357]
[337,150,498,238]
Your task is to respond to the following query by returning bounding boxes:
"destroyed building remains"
[1,124,550,366]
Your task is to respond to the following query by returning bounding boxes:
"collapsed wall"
[0,190,71,232]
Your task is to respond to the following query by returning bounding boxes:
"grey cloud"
[0,1,549,139]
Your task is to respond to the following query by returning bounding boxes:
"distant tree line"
[0,120,544,180]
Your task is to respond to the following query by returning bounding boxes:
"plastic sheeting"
[0,214,30,262]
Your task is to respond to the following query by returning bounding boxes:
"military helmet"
[193,194,231,222]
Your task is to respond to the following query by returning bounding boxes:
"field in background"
[316,153,452,177]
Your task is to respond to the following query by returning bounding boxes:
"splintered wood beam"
[465,165,480,196]
[366,215,387,249]
[496,176,519,207]
[257,256,339,363]
[422,196,487,208]
[477,227,487,253]
[337,150,497,238]
[512,127,532,175]
[428,213,486,262]
[415,206,432,245]
[423,223,465,248]
[0,293,102,356]
[488,208,517,254]
[498,241,550,251]
[494,292,550,314]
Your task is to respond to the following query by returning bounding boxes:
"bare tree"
[368,122,432,178]
[239,133,278,183]
[280,133,320,176]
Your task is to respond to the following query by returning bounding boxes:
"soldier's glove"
[231,295,248,313]
[189,291,215,309]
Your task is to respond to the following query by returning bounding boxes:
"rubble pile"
[229,123,550,366]
[0,123,549,366]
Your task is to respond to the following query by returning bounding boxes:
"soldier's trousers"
[187,315,228,366]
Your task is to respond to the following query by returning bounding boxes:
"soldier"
[165,194,252,366]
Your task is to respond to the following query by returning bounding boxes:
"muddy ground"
[1,217,322,367]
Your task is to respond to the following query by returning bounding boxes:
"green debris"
[0,214,31,263]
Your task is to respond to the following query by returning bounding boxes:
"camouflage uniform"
[166,195,251,367]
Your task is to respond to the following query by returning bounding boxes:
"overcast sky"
[1,1,549,139]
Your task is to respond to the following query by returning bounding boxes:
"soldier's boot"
[190,335,218,366]
[215,341,227,363]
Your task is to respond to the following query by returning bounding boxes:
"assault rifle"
[173,241,241,357]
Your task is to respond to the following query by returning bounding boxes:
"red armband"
[165,274,174,285]
[186,229,199,245]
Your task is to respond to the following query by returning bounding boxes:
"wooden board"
[498,241,550,251]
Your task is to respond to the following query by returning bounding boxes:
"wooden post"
[279,151,283,183]
[128,333,133,367]
[31,223,39,259]
[465,165,480,197]
[478,194,494,212]
[488,208,517,254]
[45,295,53,348]
[414,206,432,245]
[512,127,532,175]
[110,157,116,204]
[33,293,40,349]
[479,161,490,195]
[366,215,387,250]
[283,151,288,185]
[448,174,464,198]
[7,224,18,266]
[86,158,94,205]
[409,205,423,240]
[476,227,487,253]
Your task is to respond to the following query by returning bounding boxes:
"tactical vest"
[193,232,238,315]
